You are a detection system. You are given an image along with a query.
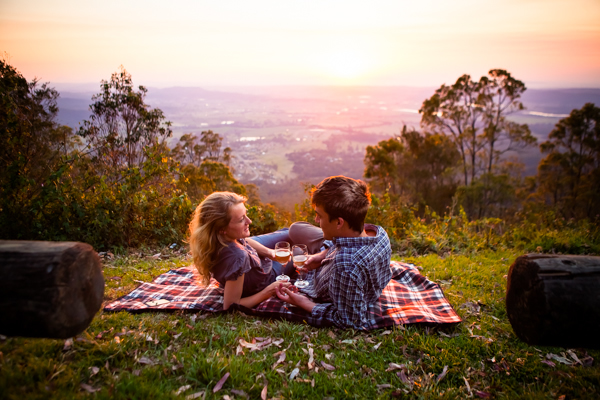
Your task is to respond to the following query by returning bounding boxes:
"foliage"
[419,70,536,219]
[1,61,291,249]
[293,182,317,225]
[457,159,529,220]
[365,193,599,256]
[0,58,80,240]
[171,130,232,168]
[532,103,600,219]
[2,250,599,399]
[364,126,460,215]
[419,69,535,186]
[247,203,291,236]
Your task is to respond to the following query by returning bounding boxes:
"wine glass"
[274,241,291,282]
[292,244,309,288]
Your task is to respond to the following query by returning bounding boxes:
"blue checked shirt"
[303,224,392,329]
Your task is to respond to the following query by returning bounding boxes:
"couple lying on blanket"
[188,175,392,330]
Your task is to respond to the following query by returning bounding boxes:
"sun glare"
[322,50,372,80]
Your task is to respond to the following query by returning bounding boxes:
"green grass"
[1,249,599,399]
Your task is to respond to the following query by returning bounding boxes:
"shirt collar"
[331,224,381,247]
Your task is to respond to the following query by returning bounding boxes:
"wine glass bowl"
[274,242,291,282]
[292,244,309,289]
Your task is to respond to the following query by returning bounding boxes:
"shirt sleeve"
[215,247,252,282]
[310,269,368,330]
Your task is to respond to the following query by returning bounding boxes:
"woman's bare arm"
[223,275,292,310]
[245,238,276,260]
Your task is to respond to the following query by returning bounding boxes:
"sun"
[322,50,371,80]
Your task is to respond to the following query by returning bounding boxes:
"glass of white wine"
[274,241,291,282]
[292,244,309,288]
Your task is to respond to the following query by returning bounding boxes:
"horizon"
[2,0,599,89]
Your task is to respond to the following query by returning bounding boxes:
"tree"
[534,103,600,219]
[420,74,485,186]
[0,58,79,239]
[171,130,232,167]
[480,69,536,176]
[364,127,460,215]
[420,69,535,186]
[77,66,172,174]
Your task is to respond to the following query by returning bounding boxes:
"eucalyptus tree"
[77,66,173,175]
[536,103,600,219]
[419,69,535,186]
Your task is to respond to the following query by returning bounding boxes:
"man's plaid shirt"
[303,224,392,329]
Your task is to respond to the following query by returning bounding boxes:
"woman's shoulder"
[217,240,250,261]
[212,241,252,282]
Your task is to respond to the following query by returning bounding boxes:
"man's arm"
[310,270,368,330]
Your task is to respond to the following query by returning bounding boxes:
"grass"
[1,248,599,399]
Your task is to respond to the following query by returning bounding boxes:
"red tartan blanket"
[103,261,461,330]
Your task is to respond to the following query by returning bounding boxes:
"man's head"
[311,176,371,238]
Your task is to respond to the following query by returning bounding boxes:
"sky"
[1,0,599,89]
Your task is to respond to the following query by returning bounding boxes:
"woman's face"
[223,202,252,241]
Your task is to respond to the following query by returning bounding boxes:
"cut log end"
[506,253,600,349]
[0,240,105,339]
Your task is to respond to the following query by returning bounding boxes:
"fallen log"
[506,254,600,349]
[0,241,104,339]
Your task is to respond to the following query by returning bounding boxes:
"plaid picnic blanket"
[103,261,461,329]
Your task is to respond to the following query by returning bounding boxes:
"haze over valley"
[55,85,600,210]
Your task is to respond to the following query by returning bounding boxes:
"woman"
[189,191,294,310]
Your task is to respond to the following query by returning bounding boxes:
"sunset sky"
[2,0,599,89]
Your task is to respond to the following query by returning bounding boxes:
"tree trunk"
[506,254,600,349]
[0,241,104,339]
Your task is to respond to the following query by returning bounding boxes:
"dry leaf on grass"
[260,384,268,400]
[185,391,205,400]
[437,365,449,382]
[230,389,248,398]
[272,351,286,370]
[463,376,472,396]
[80,383,101,393]
[137,356,156,365]
[174,385,191,395]
[373,342,382,350]
[63,338,73,351]
[377,384,392,390]
[236,345,244,356]
[289,368,300,381]
[213,372,230,393]
[320,361,335,370]
[88,366,100,377]
[308,348,315,370]
[132,369,141,376]
[385,363,406,372]
[546,353,572,366]
[327,331,337,339]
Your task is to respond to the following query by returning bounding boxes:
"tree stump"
[506,254,600,349]
[0,241,104,339]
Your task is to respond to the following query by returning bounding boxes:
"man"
[276,175,392,329]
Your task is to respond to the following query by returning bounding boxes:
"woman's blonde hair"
[189,191,247,285]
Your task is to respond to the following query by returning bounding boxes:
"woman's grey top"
[211,238,275,297]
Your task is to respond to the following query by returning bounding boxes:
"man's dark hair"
[311,175,371,233]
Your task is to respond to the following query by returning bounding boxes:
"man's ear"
[336,217,345,230]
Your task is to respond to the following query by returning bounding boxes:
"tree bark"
[0,241,104,339]
[506,254,600,349]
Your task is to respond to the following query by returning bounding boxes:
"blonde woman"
[189,191,295,310]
